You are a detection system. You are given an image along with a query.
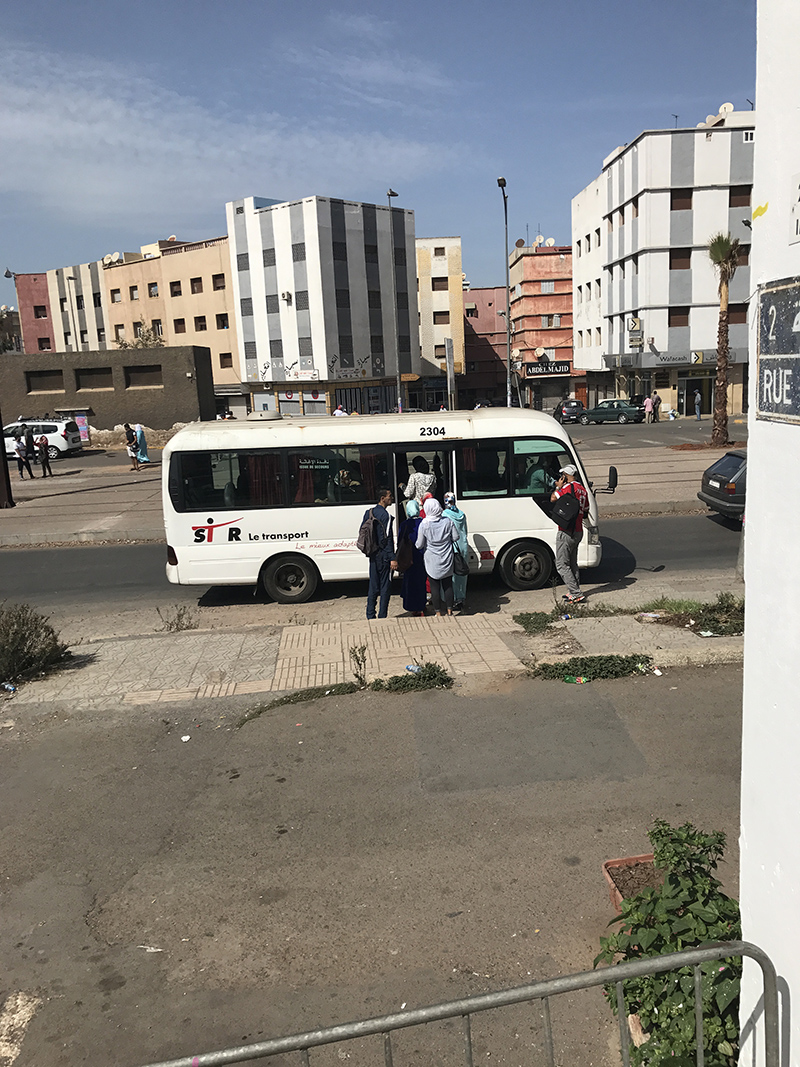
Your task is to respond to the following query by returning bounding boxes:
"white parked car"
[3,418,83,461]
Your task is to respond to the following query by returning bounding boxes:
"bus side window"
[454,440,509,497]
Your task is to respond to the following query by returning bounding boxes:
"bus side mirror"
[596,465,618,494]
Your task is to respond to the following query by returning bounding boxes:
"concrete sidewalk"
[0,442,734,546]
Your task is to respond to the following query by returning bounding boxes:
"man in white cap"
[550,464,589,604]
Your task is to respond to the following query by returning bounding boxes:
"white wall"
[571,175,605,370]
[739,1,800,1063]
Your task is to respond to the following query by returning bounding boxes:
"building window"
[148,282,158,298]
[729,303,748,324]
[595,227,601,247]
[431,277,449,291]
[59,296,68,312]
[130,285,139,300]
[433,310,450,325]
[194,315,207,331]
[220,352,233,368]
[133,321,144,339]
[216,313,229,330]
[26,369,63,391]
[292,243,306,262]
[339,335,353,356]
[298,336,313,357]
[111,289,121,303]
[670,249,692,270]
[174,318,186,333]
[237,253,249,271]
[244,341,257,359]
[618,208,625,226]
[262,248,276,267]
[170,281,182,297]
[620,260,626,280]
[553,314,561,327]
[336,289,350,308]
[671,189,693,211]
[37,337,52,351]
[631,197,639,218]
[607,216,613,233]
[265,294,279,314]
[191,277,203,294]
[595,327,602,345]
[76,367,113,390]
[295,290,309,311]
[668,307,690,327]
[394,248,406,267]
[34,305,47,318]
[368,290,382,309]
[585,233,591,252]
[541,280,555,294]
[240,298,253,317]
[729,185,752,208]
[93,292,102,308]
[738,244,750,266]
[632,255,639,274]
[371,335,384,353]
[576,286,582,304]
[541,315,553,328]
[586,281,592,300]
[97,327,106,343]
[76,294,85,311]
[399,335,411,352]
[544,348,555,359]
[577,331,583,348]
[124,364,163,388]
[365,244,379,262]
[743,130,754,143]
[465,306,478,318]
[434,246,446,256]
[576,239,582,258]
[64,332,73,349]
[269,339,283,359]
[333,242,348,261]
[596,277,602,299]
[397,292,408,310]
[114,324,125,340]
[212,273,226,291]
[434,344,446,358]
[152,319,163,336]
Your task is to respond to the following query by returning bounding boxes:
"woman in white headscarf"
[415,497,459,616]
[443,491,469,610]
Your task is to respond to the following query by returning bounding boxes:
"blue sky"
[0,0,756,307]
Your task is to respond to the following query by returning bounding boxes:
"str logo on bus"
[192,517,244,543]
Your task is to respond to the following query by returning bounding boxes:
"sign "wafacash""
[524,361,571,376]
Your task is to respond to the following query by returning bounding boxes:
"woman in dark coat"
[397,499,427,615]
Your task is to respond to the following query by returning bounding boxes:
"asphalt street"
[0,513,741,615]
[0,666,743,1067]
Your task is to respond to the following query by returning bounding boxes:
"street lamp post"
[387,188,402,413]
[497,178,512,408]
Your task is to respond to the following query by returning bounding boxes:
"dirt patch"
[670,441,747,451]
[608,860,663,899]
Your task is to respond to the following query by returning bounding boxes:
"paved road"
[0,513,741,613]
[568,416,747,452]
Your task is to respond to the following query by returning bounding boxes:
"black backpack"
[551,488,580,531]
[357,508,383,557]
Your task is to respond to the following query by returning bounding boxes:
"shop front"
[523,360,573,411]
[615,348,748,417]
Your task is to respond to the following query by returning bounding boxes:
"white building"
[226,195,420,415]
[415,237,465,410]
[572,107,755,414]
[739,0,800,1061]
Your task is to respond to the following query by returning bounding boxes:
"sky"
[0,0,756,308]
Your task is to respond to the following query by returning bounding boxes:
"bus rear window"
[175,450,284,511]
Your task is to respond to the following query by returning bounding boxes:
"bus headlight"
[586,525,600,545]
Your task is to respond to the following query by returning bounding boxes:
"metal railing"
[135,941,777,1067]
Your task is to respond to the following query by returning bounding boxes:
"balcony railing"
[134,940,777,1067]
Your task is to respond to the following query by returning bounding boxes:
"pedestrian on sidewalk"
[415,497,459,616]
[550,464,589,604]
[694,390,702,420]
[124,423,141,471]
[397,499,427,616]
[363,488,397,620]
[22,425,36,464]
[652,390,662,422]
[643,394,653,423]
[443,491,470,610]
[13,435,35,479]
[135,423,150,464]
[402,456,436,505]
[37,435,53,477]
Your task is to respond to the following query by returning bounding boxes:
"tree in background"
[115,320,165,349]
[707,233,741,447]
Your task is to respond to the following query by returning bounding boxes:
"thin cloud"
[0,40,460,233]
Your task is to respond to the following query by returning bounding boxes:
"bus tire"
[261,555,319,604]
[497,540,553,591]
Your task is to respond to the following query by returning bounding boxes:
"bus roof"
[162,408,567,456]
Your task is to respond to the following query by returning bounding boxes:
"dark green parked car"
[579,399,645,425]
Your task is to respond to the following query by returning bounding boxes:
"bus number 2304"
[420,426,446,437]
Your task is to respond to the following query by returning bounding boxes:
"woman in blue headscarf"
[135,423,150,464]
[443,491,469,610]
[398,499,427,615]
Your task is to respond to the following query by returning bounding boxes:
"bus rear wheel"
[497,540,553,591]
[261,555,319,604]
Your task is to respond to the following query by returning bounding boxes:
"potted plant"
[595,819,741,1066]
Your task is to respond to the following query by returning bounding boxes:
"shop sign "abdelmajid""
[525,361,571,376]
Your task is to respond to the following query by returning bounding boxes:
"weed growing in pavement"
[637,596,707,615]
[370,661,454,692]
[513,611,558,635]
[349,644,368,687]
[156,604,198,632]
[238,682,361,726]
[0,602,69,683]
[530,653,652,681]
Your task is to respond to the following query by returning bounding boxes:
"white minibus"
[162,408,617,603]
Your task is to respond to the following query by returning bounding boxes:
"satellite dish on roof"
[535,347,546,357]
[696,123,706,128]
[103,254,113,266]
[168,234,177,241]
[545,238,556,247]
[111,252,121,263]
[706,115,716,124]
[515,238,525,248]
[720,102,734,114]
[0,305,6,312]
[535,235,544,245]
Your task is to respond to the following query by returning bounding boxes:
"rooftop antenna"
[526,223,529,246]
[747,99,754,109]
[672,114,679,127]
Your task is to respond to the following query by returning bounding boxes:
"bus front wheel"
[497,540,553,591]
[261,555,319,604]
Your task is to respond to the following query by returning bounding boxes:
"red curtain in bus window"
[245,454,282,506]
[462,447,476,471]
[360,451,378,500]
[291,457,315,503]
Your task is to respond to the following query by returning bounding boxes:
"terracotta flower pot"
[601,853,656,913]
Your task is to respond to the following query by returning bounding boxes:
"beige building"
[415,237,465,409]
[100,237,246,416]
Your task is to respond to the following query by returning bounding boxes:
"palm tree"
[707,233,741,447]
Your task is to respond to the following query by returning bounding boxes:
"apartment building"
[572,104,755,415]
[414,237,465,410]
[226,195,420,415]
[509,243,575,411]
[462,286,510,406]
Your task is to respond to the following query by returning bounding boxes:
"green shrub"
[595,819,741,1067]
[0,603,69,682]
[370,661,454,692]
[531,654,651,681]
[513,611,556,635]
[156,604,198,632]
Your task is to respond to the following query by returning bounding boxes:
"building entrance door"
[677,370,714,416]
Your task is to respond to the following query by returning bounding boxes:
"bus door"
[392,445,454,516]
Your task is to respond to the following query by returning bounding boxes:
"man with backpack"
[550,464,589,604]
[358,487,397,620]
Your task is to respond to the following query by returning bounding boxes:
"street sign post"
[757,275,800,423]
